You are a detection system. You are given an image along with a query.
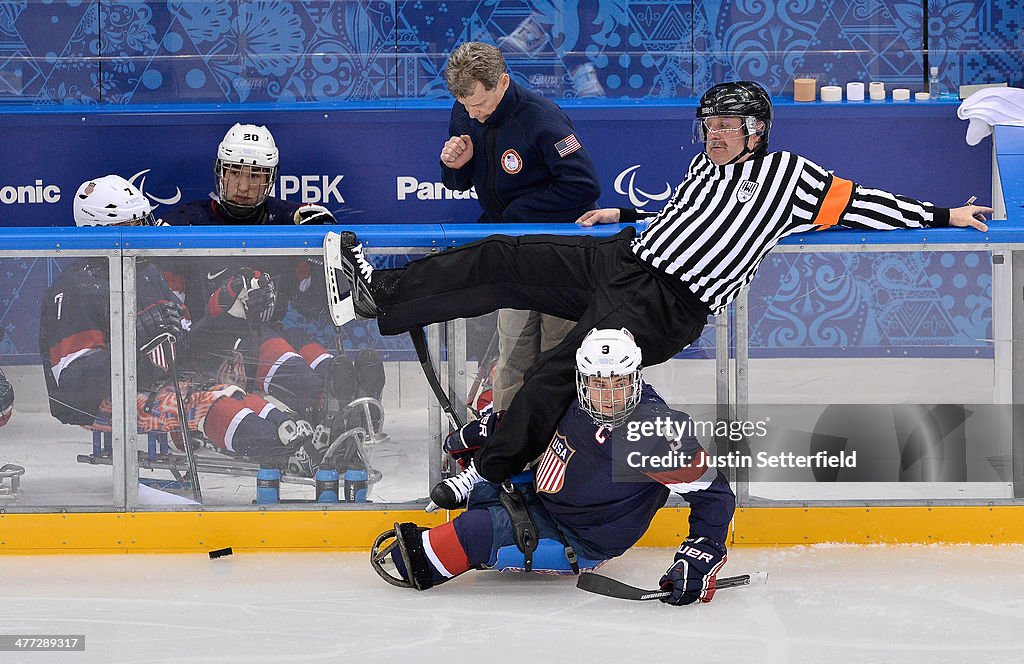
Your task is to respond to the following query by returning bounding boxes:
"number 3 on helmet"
[574,328,643,428]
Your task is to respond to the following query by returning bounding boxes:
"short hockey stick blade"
[577,570,767,601]
[323,232,357,327]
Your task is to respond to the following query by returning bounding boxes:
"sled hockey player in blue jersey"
[371,328,735,605]
[159,124,385,431]
[39,175,330,477]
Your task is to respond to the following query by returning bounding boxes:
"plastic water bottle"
[256,466,281,504]
[315,464,340,503]
[344,467,368,503]
[929,67,942,100]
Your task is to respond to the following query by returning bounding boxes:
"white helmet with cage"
[575,327,643,428]
[73,175,155,227]
[214,123,279,215]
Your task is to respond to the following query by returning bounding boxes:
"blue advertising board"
[0,99,989,228]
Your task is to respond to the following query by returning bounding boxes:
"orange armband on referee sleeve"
[813,176,854,229]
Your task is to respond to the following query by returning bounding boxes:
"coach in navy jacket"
[439,42,600,223]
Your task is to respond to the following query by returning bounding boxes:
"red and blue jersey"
[158,197,325,325]
[536,384,735,559]
[39,259,184,425]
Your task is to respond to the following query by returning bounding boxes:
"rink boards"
[2,506,1024,554]
[2,174,1024,550]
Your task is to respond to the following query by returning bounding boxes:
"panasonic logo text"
[0,180,60,204]
[397,177,477,201]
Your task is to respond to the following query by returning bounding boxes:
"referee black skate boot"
[336,231,379,320]
[427,461,484,511]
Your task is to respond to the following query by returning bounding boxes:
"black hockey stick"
[410,327,465,430]
[163,336,203,503]
[466,326,499,417]
[577,570,767,601]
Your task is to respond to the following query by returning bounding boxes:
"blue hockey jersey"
[160,197,300,226]
[39,259,184,425]
[157,197,325,325]
[535,384,735,559]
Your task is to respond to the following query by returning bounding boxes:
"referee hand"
[576,208,620,226]
[949,204,994,232]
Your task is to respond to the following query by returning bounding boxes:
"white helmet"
[214,123,279,215]
[575,328,643,428]
[73,175,154,227]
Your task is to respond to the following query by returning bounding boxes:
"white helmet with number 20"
[575,327,643,428]
[215,123,279,216]
[73,175,155,227]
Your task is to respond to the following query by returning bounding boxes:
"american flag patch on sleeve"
[554,134,582,158]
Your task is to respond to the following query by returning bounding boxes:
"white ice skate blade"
[323,231,356,326]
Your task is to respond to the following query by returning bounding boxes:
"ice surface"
[1,544,1023,664]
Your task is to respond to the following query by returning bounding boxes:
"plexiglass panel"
[1,254,120,508]
[0,1,1017,106]
[742,249,1008,502]
[126,248,437,508]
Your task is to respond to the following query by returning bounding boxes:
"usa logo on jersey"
[536,433,575,494]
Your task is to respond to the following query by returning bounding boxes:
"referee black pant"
[374,227,711,482]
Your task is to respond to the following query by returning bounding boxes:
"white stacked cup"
[869,81,886,100]
[820,86,842,102]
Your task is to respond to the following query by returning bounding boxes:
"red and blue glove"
[659,536,727,605]
[443,410,502,470]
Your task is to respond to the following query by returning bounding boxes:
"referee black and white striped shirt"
[631,151,950,314]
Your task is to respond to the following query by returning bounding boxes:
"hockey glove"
[215,270,276,322]
[659,536,727,606]
[293,203,336,225]
[136,301,185,353]
[443,410,502,470]
[244,272,277,322]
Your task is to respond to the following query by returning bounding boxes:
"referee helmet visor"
[694,81,772,152]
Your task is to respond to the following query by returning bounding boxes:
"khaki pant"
[492,308,575,411]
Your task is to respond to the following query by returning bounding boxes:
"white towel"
[957,87,1024,145]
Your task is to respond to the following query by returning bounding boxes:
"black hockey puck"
[208,547,233,559]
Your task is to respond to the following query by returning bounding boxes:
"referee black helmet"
[696,81,773,155]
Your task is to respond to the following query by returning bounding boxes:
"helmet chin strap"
[724,134,762,165]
